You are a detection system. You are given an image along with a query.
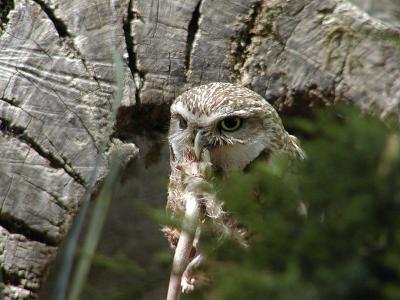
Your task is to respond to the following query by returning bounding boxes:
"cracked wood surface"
[0,0,399,298]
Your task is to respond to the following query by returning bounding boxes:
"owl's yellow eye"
[220,117,242,132]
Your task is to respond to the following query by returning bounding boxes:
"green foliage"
[66,104,399,300]
[90,252,145,276]
[196,105,400,300]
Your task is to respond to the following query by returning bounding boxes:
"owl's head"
[169,83,304,172]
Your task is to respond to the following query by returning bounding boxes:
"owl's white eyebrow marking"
[172,102,222,126]
[172,102,254,127]
[172,102,194,120]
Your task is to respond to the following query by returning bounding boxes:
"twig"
[167,193,199,300]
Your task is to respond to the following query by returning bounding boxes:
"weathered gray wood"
[0,227,57,299]
[0,0,136,297]
[350,0,400,27]
[0,0,399,298]
[235,0,400,116]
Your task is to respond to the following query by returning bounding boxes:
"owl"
[164,82,305,296]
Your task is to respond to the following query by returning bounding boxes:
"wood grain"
[0,0,398,298]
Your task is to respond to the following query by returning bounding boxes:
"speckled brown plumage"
[168,82,304,213]
[165,82,305,294]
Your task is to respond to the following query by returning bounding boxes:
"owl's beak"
[194,129,208,160]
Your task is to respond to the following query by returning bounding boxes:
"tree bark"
[0,0,399,298]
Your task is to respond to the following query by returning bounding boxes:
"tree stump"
[0,0,399,298]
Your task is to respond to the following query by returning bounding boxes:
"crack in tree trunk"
[230,0,263,82]
[0,214,58,246]
[0,0,14,34]
[0,118,86,186]
[123,0,145,106]
[31,0,70,38]
[184,0,202,82]
[32,0,102,89]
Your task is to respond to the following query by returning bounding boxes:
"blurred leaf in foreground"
[192,105,400,300]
